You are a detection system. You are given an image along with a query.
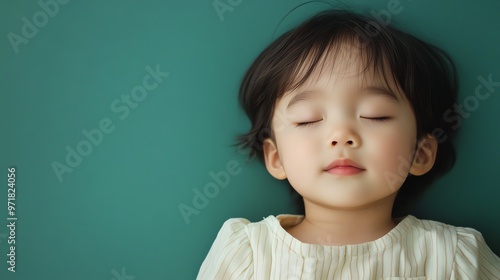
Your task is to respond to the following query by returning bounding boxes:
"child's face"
[263,49,426,210]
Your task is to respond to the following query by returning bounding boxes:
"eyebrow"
[286,90,320,111]
[362,86,400,104]
[285,86,400,111]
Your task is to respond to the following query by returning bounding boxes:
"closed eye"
[361,116,392,122]
[296,120,322,127]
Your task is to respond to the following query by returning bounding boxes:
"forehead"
[280,40,405,102]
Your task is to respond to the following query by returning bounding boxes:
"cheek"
[279,133,315,163]
[277,132,319,180]
[367,123,416,171]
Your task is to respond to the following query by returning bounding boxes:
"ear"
[263,138,287,180]
[409,134,438,176]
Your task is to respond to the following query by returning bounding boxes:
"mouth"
[324,159,365,176]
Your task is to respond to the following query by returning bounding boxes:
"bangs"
[277,13,407,102]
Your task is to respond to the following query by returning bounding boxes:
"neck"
[289,195,398,245]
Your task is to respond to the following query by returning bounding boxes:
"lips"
[324,159,365,175]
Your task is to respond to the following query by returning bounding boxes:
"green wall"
[1,0,499,279]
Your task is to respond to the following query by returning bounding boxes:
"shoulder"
[400,215,461,248]
[405,215,460,233]
[207,217,255,255]
[216,216,278,239]
[219,217,253,235]
[452,226,500,278]
[405,215,495,248]
[406,215,497,247]
[403,215,487,243]
[196,216,280,280]
[197,218,253,280]
[404,216,500,277]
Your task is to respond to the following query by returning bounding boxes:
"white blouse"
[197,214,500,279]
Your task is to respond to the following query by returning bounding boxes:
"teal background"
[1,0,499,279]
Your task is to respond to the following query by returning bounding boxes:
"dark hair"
[235,9,459,216]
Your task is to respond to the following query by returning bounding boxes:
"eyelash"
[296,121,321,127]
[362,116,392,122]
[296,117,392,127]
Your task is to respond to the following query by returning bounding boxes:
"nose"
[329,126,361,148]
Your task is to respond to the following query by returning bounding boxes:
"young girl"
[197,9,500,279]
